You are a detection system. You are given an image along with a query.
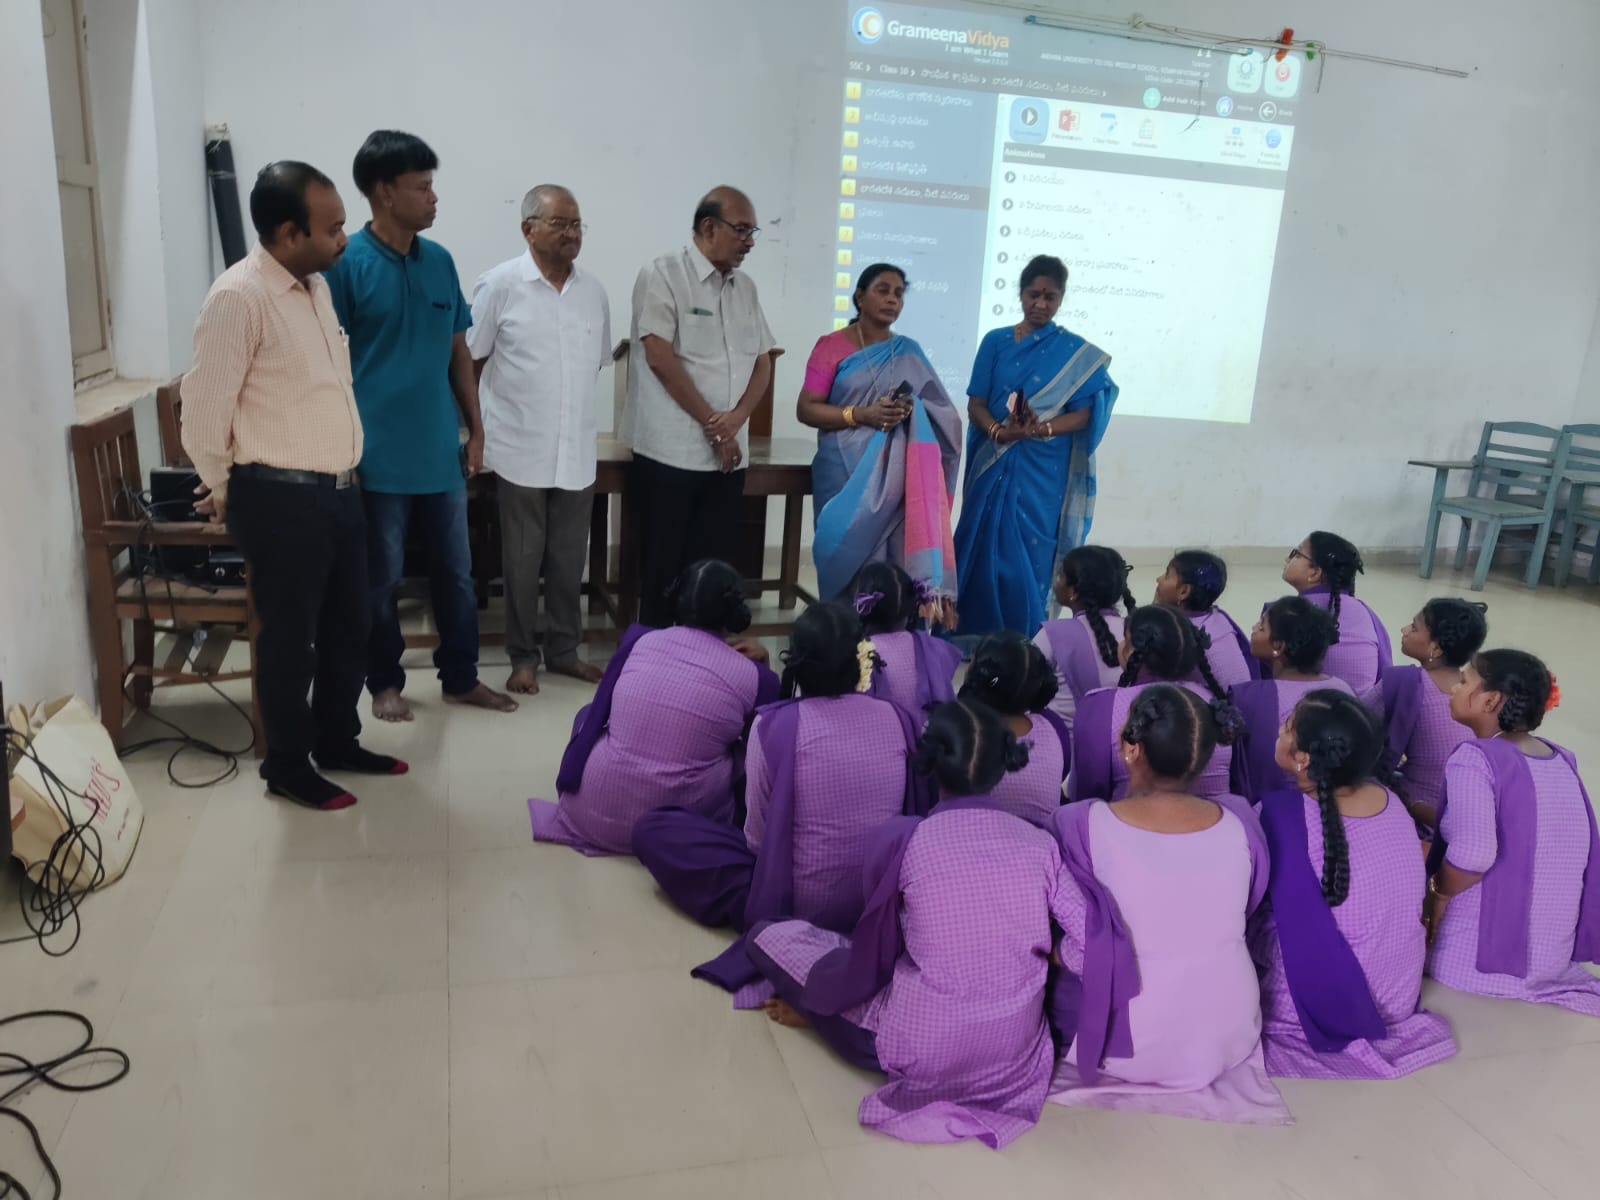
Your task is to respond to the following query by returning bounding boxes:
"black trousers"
[629,454,746,628]
[226,474,370,779]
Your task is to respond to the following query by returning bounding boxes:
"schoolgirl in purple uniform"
[1279,531,1391,705]
[1424,650,1600,1014]
[853,561,962,718]
[1231,597,1355,801]
[1033,545,1135,728]
[1152,549,1257,690]
[1253,690,1457,1078]
[957,633,1071,828]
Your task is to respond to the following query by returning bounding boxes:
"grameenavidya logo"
[855,9,1011,50]
[853,8,885,43]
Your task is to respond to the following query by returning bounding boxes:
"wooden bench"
[72,405,264,750]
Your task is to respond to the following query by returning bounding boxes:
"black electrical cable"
[0,1010,130,1200]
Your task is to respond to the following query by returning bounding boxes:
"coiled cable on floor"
[0,1010,129,1199]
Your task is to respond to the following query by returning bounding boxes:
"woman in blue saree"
[798,264,963,622]
[954,255,1118,640]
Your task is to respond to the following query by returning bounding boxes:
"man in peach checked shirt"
[181,161,408,811]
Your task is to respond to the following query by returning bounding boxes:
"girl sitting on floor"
[529,560,780,856]
[1380,598,1489,829]
[1253,689,1457,1078]
[957,633,1071,828]
[854,561,963,718]
[1034,545,1135,729]
[1231,597,1355,801]
[1069,604,1241,803]
[748,699,1078,1149]
[1424,650,1600,1015]
[632,603,926,994]
[1279,531,1391,705]
[1152,549,1257,690]
[1048,684,1288,1124]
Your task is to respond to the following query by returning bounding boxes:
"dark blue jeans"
[364,488,479,697]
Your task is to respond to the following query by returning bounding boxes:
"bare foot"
[549,661,605,685]
[763,998,811,1029]
[443,682,519,713]
[506,667,541,695]
[372,688,414,723]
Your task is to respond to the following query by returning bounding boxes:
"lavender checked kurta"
[868,630,963,718]
[1230,676,1356,802]
[744,696,911,929]
[1294,589,1391,706]
[529,627,777,855]
[1048,798,1289,1124]
[1034,609,1126,728]
[1189,607,1259,691]
[749,804,1079,1149]
[988,714,1069,828]
[1070,682,1234,803]
[1254,790,1457,1078]
[1380,666,1472,817]
[1427,741,1600,1014]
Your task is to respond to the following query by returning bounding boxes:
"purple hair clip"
[853,590,885,617]
[913,578,939,608]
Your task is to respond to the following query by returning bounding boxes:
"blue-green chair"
[1554,423,1600,587]
[1411,422,1571,590]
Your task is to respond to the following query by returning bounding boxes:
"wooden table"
[590,435,817,635]
[403,434,817,647]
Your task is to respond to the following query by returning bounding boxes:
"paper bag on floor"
[5,696,144,889]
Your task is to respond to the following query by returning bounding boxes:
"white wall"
[190,0,1600,551]
[1573,304,1600,427]
[0,3,97,706]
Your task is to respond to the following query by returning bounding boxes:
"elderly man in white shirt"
[623,185,776,628]
[468,184,611,694]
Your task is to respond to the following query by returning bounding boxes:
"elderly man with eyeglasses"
[622,185,776,628]
[467,184,612,694]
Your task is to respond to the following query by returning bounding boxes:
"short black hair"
[1264,595,1340,673]
[1020,254,1068,292]
[352,130,439,198]
[250,160,336,242]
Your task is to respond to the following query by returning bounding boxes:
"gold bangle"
[843,407,856,428]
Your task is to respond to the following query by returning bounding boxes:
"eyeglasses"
[534,217,587,234]
[1285,548,1309,563]
[711,217,761,242]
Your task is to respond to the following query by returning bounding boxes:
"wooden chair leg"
[779,494,803,609]
[1526,519,1557,589]
[1453,515,1473,571]
[130,619,155,709]
[1420,504,1443,580]
[1471,519,1501,591]
[85,553,127,744]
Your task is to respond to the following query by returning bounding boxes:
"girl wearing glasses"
[1279,531,1392,705]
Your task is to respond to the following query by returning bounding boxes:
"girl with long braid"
[852,561,963,718]
[1047,685,1286,1123]
[1033,545,1136,728]
[1380,598,1489,828]
[1425,650,1600,1013]
[1068,604,1243,802]
[1279,531,1392,705]
[1231,597,1356,801]
[1252,690,1457,1077]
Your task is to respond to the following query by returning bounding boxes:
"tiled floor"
[3,560,1598,1198]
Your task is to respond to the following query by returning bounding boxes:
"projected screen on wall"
[834,2,1305,422]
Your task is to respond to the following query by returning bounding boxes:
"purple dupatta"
[1429,738,1600,975]
[1051,794,1268,1082]
[1378,665,1424,779]
[556,625,780,796]
[1231,679,1286,802]
[1067,689,1116,803]
[1207,607,1263,682]
[1045,613,1121,705]
[1037,709,1073,781]
[1258,788,1386,1051]
[693,696,931,992]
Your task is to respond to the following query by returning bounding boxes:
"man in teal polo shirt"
[326,130,517,721]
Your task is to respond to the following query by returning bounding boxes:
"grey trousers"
[498,479,593,671]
